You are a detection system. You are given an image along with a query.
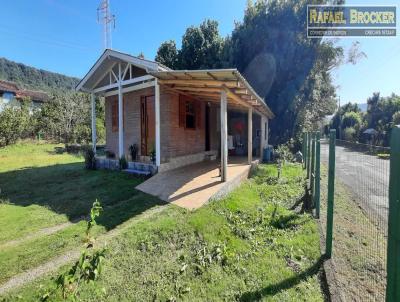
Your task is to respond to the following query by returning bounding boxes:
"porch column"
[91,93,96,154]
[118,64,124,158]
[260,115,265,159]
[220,90,228,182]
[248,107,252,164]
[266,117,269,146]
[155,79,161,167]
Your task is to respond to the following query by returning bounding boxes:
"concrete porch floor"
[136,157,259,210]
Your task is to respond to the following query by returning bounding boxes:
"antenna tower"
[97,0,115,50]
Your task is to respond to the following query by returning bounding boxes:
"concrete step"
[123,168,151,176]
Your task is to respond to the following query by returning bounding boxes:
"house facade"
[76,49,274,180]
[0,79,48,112]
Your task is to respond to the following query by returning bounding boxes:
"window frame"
[184,99,196,130]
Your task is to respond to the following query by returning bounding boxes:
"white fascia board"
[104,80,155,97]
[77,49,160,92]
[76,49,111,92]
[108,52,159,72]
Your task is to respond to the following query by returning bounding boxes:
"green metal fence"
[303,131,321,218]
[302,129,400,301]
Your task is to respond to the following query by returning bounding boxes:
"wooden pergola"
[150,69,274,181]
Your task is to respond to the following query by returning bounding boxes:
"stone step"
[123,168,151,176]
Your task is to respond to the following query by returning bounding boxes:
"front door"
[140,96,155,156]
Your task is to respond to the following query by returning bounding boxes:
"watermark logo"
[307,5,397,37]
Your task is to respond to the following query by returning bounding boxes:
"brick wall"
[105,87,154,159]
[105,87,208,163]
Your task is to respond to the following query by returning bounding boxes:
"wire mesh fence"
[304,131,391,301]
[324,138,389,301]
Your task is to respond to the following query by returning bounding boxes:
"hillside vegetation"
[0,57,79,92]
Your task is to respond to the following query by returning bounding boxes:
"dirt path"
[0,204,168,295]
[0,222,75,250]
[320,141,389,230]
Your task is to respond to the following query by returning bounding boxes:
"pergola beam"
[158,79,239,88]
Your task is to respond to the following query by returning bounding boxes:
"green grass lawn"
[1,145,324,301]
[0,142,164,285]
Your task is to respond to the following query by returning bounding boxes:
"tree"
[155,40,179,69]
[393,111,400,125]
[156,20,225,70]
[0,104,30,147]
[37,92,91,143]
[229,0,343,143]
[342,111,362,129]
[330,103,361,138]
[155,0,360,146]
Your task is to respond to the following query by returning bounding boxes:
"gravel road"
[320,140,389,230]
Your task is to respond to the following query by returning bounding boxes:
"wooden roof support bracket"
[222,85,251,109]
[158,79,239,88]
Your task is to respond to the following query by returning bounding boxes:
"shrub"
[84,149,96,170]
[0,106,30,147]
[119,155,128,170]
[343,127,357,142]
[40,200,106,301]
[342,111,362,129]
[275,144,294,164]
[150,148,156,164]
[393,111,400,125]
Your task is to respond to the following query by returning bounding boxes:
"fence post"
[315,131,321,218]
[326,129,336,259]
[307,132,311,180]
[311,132,316,202]
[302,132,307,170]
[386,127,400,302]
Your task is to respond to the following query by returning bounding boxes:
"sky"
[0,0,399,105]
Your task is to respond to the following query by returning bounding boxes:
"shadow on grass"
[239,256,325,302]
[0,162,166,231]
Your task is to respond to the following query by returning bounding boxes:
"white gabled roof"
[76,49,170,92]
[76,49,274,118]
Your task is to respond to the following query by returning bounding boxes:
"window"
[179,95,201,130]
[112,100,118,132]
[185,100,196,129]
[2,92,15,103]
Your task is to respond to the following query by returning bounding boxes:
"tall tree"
[155,40,179,69]
[156,20,225,69]
[155,0,358,145]
[229,0,344,143]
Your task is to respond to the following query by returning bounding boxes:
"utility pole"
[97,0,116,50]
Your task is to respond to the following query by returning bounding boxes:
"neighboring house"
[0,79,48,112]
[76,49,274,181]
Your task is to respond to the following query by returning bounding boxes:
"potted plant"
[129,143,138,162]
[119,155,128,170]
[150,148,156,164]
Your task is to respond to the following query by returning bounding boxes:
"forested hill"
[0,57,80,93]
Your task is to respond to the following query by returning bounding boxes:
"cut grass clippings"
[3,162,324,301]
